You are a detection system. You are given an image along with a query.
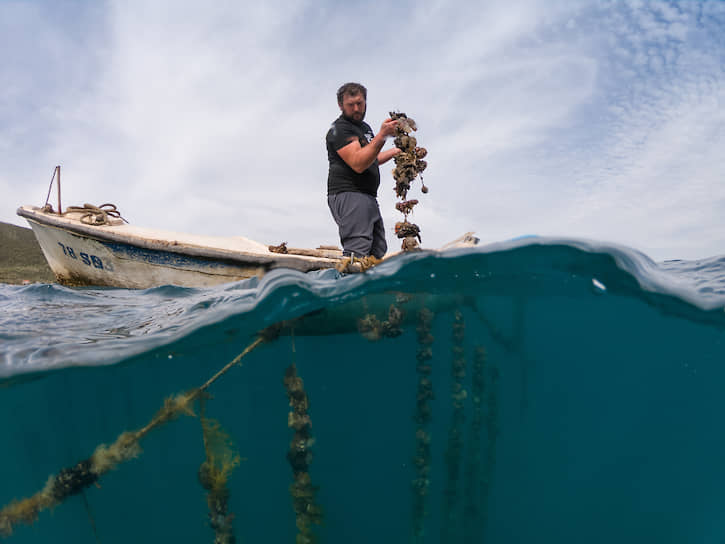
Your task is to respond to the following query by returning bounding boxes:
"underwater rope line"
[461,346,500,543]
[283,361,323,543]
[0,333,268,539]
[440,311,467,541]
[196,337,264,397]
[130,336,266,443]
[0,304,490,541]
[79,491,101,544]
[463,346,486,542]
[197,397,240,544]
[99,335,265,450]
[411,308,435,542]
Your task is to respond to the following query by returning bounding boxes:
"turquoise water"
[2,238,725,543]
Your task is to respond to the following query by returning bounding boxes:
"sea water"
[1,237,725,543]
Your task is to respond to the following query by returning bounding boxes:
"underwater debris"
[283,363,323,543]
[0,335,268,538]
[198,399,240,544]
[441,311,467,542]
[411,308,435,541]
[390,111,428,252]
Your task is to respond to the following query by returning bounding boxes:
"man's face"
[339,93,366,122]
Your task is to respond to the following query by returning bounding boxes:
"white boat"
[17,203,479,289]
[16,204,347,288]
[17,168,478,289]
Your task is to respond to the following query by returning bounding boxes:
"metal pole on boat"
[56,165,61,215]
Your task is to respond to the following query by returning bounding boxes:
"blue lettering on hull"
[57,242,107,270]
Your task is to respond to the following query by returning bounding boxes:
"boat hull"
[17,205,342,288]
[27,218,269,288]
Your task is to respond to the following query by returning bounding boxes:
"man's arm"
[336,118,398,174]
[378,147,400,165]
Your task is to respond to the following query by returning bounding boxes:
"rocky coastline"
[0,222,54,284]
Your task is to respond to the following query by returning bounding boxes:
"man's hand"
[379,118,398,140]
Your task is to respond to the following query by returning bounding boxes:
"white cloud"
[1,0,724,260]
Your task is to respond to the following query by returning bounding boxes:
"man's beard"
[343,108,366,123]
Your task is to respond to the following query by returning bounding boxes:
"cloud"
[1,0,724,260]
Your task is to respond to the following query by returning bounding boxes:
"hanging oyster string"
[390,111,428,251]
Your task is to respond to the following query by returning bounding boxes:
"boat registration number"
[57,242,106,270]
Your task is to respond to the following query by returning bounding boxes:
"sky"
[1,0,724,261]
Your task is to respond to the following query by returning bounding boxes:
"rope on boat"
[65,203,128,225]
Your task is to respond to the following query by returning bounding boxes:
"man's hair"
[337,82,367,105]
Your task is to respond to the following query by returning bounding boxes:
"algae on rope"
[462,345,500,543]
[440,311,467,542]
[198,398,241,544]
[411,307,435,542]
[0,334,266,538]
[284,362,323,544]
[0,392,195,538]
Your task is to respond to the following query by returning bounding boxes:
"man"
[326,82,399,259]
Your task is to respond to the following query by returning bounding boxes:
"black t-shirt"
[326,115,380,197]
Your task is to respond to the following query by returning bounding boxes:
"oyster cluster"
[390,111,428,251]
[357,303,405,341]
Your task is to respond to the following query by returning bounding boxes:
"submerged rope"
[80,491,102,544]
[197,398,240,544]
[411,308,435,542]
[463,346,486,542]
[463,346,499,543]
[440,311,467,541]
[284,362,323,543]
[0,333,268,538]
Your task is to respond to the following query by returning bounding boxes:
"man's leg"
[370,202,387,259]
[327,192,376,257]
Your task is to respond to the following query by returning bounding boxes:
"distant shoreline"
[0,221,55,284]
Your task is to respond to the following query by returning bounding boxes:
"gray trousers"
[327,192,387,259]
